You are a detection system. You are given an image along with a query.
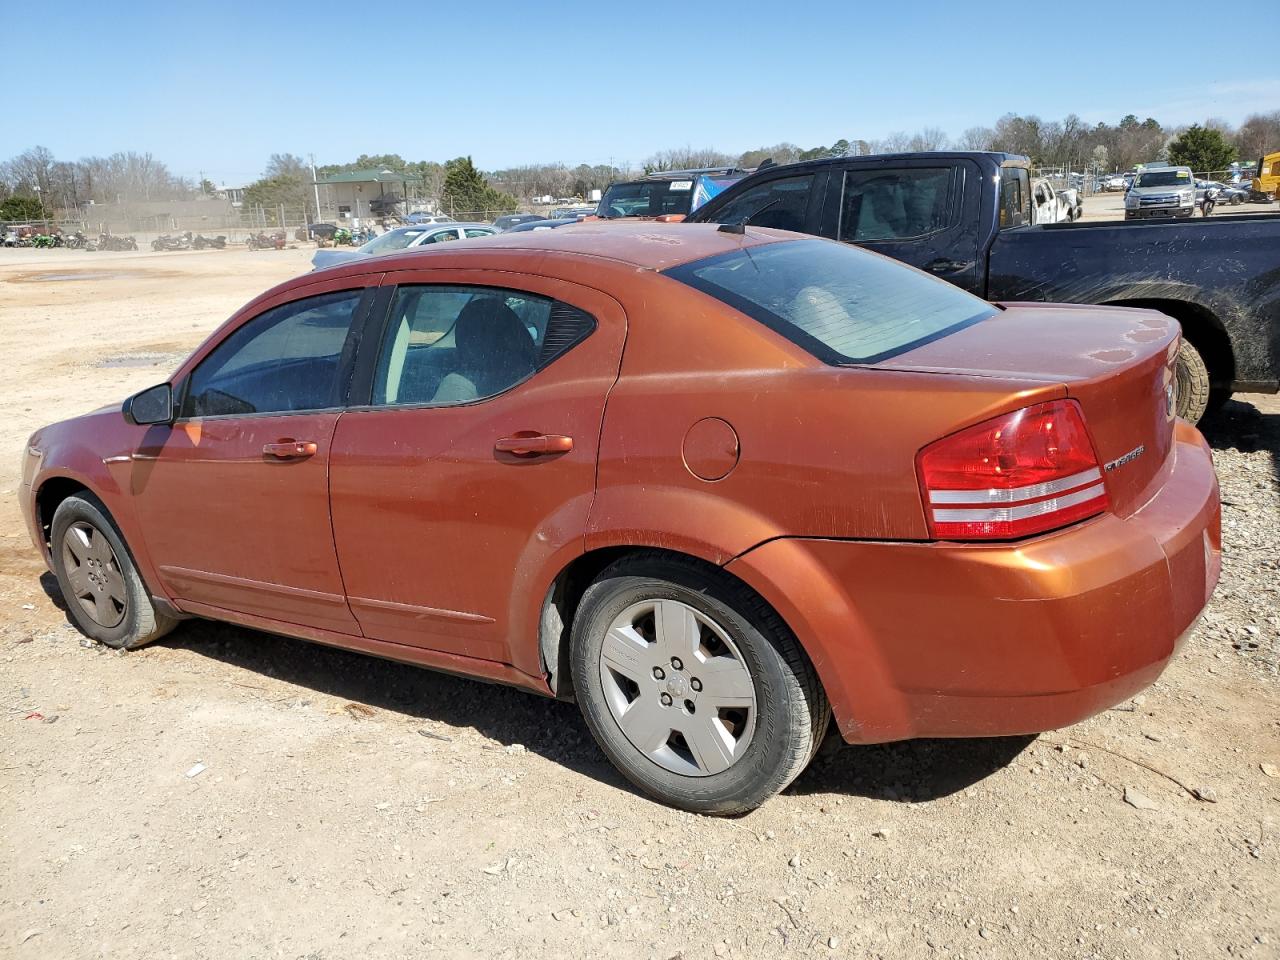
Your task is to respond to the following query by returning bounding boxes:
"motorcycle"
[63,231,91,250]
[192,234,227,249]
[32,233,57,248]
[333,227,354,246]
[152,231,193,252]
[246,231,286,250]
[98,233,139,251]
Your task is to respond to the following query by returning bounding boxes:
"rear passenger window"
[705,175,813,233]
[999,168,1030,228]
[839,167,956,242]
[372,286,595,406]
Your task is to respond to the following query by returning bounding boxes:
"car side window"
[706,174,813,232]
[464,228,493,239]
[372,286,595,407]
[423,230,459,244]
[181,290,365,418]
[838,167,956,242]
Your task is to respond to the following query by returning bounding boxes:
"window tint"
[999,168,1030,228]
[706,174,812,232]
[373,286,595,406]
[182,290,364,418]
[665,239,995,364]
[423,230,458,244]
[839,167,955,242]
[464,228,493,238]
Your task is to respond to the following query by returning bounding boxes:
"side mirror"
[123,383,174,426]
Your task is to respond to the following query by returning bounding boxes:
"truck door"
[819,158,984,295]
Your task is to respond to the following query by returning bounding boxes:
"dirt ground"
[1,246,1277,960]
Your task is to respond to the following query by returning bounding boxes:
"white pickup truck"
[1031,178,1082,223]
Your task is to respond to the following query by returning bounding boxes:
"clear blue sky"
[6,0,1276,184]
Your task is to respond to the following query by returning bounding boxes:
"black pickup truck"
[687,152,1280,421]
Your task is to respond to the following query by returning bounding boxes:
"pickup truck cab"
[687,151,1280,421]
[596,168,748,220]
[1125,165,1196,220]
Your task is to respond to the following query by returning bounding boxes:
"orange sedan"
[19,223,1220,813]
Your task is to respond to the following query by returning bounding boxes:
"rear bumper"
[726,421,1221,743]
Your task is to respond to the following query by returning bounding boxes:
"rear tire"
[50,493,177,649]
[1174,339,1212,423]
[571,553,828,815]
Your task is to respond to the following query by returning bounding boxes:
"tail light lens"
[917,399,1109,540]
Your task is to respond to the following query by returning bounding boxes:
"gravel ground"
[0,248,1277,960]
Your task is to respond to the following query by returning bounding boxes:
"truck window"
[838,167,955,242]
[703,174,813,232]
[999,168,1030,228]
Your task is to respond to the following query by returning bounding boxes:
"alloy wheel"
[598,599,756,777]
[61,521,127,628]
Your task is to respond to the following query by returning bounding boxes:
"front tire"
[50,493,177,649]
[571,554,828,815]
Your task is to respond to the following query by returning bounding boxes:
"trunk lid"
[877,302,1179,518]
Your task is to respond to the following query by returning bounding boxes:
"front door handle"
[263,440,318,459]
[494,434,573,456]
[925,258,973,275]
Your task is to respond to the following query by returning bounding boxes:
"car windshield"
[598,180,695,218]
[665,239,996,364]
[359,230,428,254]
[1136,171,1190,187]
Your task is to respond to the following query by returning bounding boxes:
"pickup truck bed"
[688,151,1280,420]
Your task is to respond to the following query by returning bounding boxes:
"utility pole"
[310,153,322,223]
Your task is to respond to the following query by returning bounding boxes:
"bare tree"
[956,126,995,150]
[644,147,735,172]
[907,127,949,151]
[264,153,310,179]
[1235,111,1280,160]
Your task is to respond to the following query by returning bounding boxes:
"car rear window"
[665,238,996,364]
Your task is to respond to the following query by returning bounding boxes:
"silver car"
[312,223,497,270]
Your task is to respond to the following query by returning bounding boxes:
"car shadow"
[1199,397,1279,482]
[789,732,1034,802]
[63,601,1029,808]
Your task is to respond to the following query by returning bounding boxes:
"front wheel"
[571,554,828,815]
[50,493,177,649]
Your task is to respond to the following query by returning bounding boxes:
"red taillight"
[917,399,1109,540]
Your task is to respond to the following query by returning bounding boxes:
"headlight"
[1180,190,1193,203]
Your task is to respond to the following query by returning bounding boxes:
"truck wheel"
[1174,340,1212,423]
[571,553,828,815]
[50,493,177,649]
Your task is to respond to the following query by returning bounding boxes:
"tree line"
[3,108,1276,221]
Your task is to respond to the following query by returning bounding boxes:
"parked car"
[687,151,1280,421]
[311,223,497,269]
[504,217,584,232]
[492,213,547,231]
[549,206,598,220]
[1198,180,1247,205]
[596,168,748,220]
[20,223,1221,814]
[1100,174,1127,192]
[1125,166,1196,220]
[404,212,456,224]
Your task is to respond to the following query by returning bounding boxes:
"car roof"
[316,222,787,276]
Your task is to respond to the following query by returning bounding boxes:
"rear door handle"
[494,434,573,456]
[263,440,318,459]
[925,258,973,275]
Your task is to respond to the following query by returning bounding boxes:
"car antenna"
[717,196,782,235]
